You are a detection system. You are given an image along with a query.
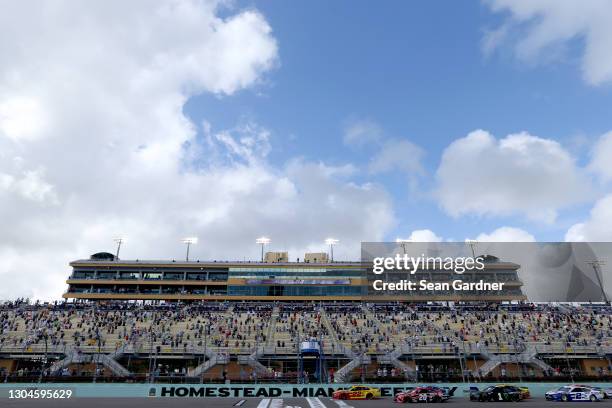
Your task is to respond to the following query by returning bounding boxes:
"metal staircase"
[378,347,416,380]
[265,306,280,347]
[190,350,230,377]
[475,345,553,377]
[49,347,80,373]
[235,346,270,376]
[48,346,132,377]
[334,353,371,383]
[98,353,131,376]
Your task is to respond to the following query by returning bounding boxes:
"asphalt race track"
[3,397,612,408]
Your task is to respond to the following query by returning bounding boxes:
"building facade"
[63,252,526,302]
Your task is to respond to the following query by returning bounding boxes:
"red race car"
[394,386,445,403]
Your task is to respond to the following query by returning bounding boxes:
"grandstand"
[1,300,610,384]
[0,251,609,384]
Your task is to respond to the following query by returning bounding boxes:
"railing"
[0,344,70,355]
[2,340,610,359]
[532,343,612,355]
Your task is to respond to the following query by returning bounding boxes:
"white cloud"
[400,227,535,243]
[343,119,426,187]
[565,194,612,241]
[0,97,48,141]
[435,130,591,222]
[207,121,272,165]
[481,24,510,57]
[343,118,383,147]
[589,131,612,182]
[0,1,394,300]
[368,139,425,176]
[473,226,536,242]
[484,0,612,85]
[0,169,59,205]
[405,229,443,242]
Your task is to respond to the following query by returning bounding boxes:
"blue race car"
[545,385,603,402]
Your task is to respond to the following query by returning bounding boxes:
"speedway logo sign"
[154,385,416,398]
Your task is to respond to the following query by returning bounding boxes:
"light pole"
[182,237,198,262]
[38,332,48,383]
[256,237,270,262]
[325,238,339,262]
[587,260,608,304]
[93,327,100,383]
[395,238,411,255]
[203,323,208,384]
[148,331,153,383]
[466,240,478,258]
[113,237,125,260]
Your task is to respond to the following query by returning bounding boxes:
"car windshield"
[558,387,571,392]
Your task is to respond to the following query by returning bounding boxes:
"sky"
[1,0,612,299]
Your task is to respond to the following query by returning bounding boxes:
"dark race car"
[498,384,530,399]
[394,386,452,403]
[470,385,524,402]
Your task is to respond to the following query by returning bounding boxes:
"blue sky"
[2,1,612,298]
[184,0,612,242]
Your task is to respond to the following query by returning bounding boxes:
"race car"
[394,386,445,403]
[435,386,457,400]
[499,384,531,399]
[589,386,612,399]
[332,385,381,400]
[470,385,524,402]
[545,385,603,402]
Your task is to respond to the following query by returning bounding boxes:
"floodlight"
[113,237,125,259]
[587,259,609,304]
[325,238,339,262]
[182,237,198,261]
[256,237,271,261]
[395,238,411,254]
[465,239,478,258]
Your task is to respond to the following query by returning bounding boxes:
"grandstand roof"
[70,259,363,267]
[70,257,520,269]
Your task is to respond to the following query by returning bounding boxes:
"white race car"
[545,385,604,402]
[586,386,612,399]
